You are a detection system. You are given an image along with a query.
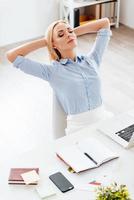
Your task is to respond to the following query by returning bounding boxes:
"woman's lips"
[67,38,75,44]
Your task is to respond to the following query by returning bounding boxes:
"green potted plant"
[95,182,131,200]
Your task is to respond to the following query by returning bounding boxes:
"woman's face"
[52,22,77,54]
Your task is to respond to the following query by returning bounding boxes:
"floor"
[0,24,134,161]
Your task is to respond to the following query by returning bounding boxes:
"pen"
[84,153,98,165]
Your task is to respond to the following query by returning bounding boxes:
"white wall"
[120,0,134,29]
[0,0,59,46]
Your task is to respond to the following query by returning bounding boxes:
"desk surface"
[1,123,134,200]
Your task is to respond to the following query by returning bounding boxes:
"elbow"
[102,17,110,29]
[6,51,12,63]
[6,51,16,63]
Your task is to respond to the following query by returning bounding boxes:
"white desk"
[1,123,134,200]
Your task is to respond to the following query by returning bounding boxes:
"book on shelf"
[8,168,39,184]
[74,8,80,27]
[101,3,105,18]
[95,4,100,20]
[56,137,119,173]
[109,1,116,23]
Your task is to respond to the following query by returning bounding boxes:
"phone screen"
[49,172,74,193]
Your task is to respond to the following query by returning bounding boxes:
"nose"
[65,30,72,38]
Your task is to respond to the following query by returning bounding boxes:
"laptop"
[97,110,134,149]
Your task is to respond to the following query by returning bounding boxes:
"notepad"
[56,137,119,173]
[21,170,40,185]
[36,179,57,199]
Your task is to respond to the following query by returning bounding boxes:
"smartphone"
[49,172,74,193]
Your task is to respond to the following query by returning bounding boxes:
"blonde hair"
[45,20,68,61]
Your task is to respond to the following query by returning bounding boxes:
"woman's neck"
[61,50,76,61]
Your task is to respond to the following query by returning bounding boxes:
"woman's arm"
[6,38,47,63]
[74,17,110,36]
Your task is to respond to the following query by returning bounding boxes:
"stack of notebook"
[8,168,39,185]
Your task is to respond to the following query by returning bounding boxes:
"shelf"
[63,0,117,9]
[60,0,120,28]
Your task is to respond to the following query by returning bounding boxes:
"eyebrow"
[57,27,72,33]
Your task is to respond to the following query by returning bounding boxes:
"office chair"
[52,94,114,139]
[52,93,66,139]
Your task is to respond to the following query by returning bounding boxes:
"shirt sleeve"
[86,28,112,67]
[13,55,52,81]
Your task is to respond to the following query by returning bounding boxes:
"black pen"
[84,153,98,165]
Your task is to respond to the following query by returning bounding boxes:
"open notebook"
[56,137,119,173]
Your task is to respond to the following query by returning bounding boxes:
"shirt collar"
[59,55,84,65]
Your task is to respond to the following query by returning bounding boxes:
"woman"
[6,18,113,134]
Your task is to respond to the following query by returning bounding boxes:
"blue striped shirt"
[13,28,112,115]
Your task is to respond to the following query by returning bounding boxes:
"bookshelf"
[60,0,120,28]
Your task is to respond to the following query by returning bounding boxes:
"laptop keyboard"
[115,124,134,142]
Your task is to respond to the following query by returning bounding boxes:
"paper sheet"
[35,178,57,199]
[21,170,40,185]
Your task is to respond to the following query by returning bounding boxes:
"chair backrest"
[52,93,67,139]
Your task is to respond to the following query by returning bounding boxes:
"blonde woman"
[7,18,113,134]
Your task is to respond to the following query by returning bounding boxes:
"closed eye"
[58,33,64,37]
[57,28,74,38]
[68,28,74,33]
[69,30,73,33]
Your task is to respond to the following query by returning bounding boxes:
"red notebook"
[8,168,39,184]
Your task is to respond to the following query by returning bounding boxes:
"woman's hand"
[74,18,110,37]
[6,37,47,63]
